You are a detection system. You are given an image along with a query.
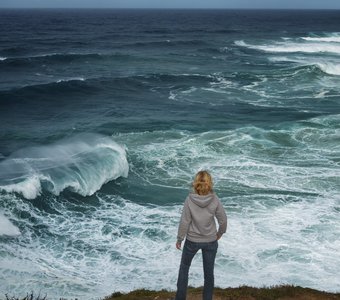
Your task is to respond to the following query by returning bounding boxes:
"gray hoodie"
[177,193,227,243]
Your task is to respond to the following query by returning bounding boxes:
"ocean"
[0,8,340,299]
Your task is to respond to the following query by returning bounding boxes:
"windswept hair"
[192,170,213,195]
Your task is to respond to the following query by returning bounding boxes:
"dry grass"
[4,286,340,300]
[104,286,340,300]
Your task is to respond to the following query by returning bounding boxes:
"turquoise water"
[0,9,340,299]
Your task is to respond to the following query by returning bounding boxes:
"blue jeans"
[175,239,218,300]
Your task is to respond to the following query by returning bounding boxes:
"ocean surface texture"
[0,9,340,299]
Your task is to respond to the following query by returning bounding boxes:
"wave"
[0,214,20,236]
[237,36,340,76]
[0,78,92,97]
[56,77,86,83]
[0,52,133,69]
[311,62,340,76]
[125,39,208,49]
[235,40,340,54]
[2,123,340,297]
[114,118,340,197]
[302,35,340,43]
[270,56,340,76]
[146,73,213,85]
[0,72,213,95]
[0,46,29,56]
[0,133,129,199]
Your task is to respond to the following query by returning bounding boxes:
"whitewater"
[0,133,129,199]
[0,9,340,299]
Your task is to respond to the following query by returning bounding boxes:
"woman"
[175,171,227,300]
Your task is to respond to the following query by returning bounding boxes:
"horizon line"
[1,7,340,10]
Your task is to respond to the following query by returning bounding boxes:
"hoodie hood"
[189,193,215,208]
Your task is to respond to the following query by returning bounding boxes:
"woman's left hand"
[176,242,182,250]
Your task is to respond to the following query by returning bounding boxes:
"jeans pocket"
[185,240,198,253]
[208,240,218,251]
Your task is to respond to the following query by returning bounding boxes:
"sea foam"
[1,123,339,298]
[235,40,340,54]
[0,133,129,199]
[0,214,20,236]
[270,56,340,76]
[302,35,340,43]
[315,62,340,75]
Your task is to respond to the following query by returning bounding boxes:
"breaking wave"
[0,133,129,199]
[270,56,340,76]
[236,33,340,78]
[302,34,340,43]
[235,40,340,54]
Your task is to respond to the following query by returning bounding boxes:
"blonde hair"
[192,170,213,195]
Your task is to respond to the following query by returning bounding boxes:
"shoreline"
[104,286,340,300]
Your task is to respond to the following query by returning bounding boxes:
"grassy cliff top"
[4,286,340,300]
[105,286,340,300]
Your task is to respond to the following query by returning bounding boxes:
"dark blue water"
[0,9,340,299]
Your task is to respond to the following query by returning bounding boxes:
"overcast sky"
[1,0,340,9]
